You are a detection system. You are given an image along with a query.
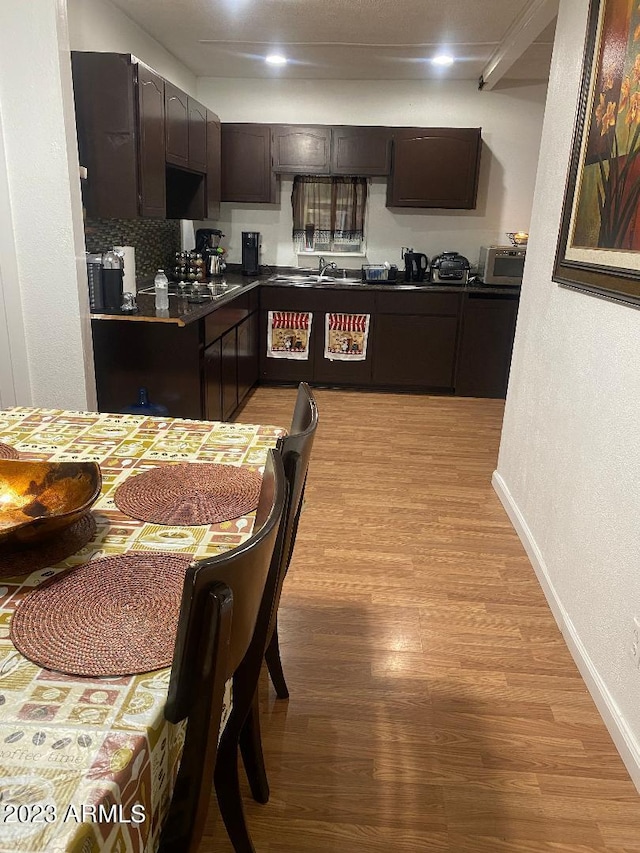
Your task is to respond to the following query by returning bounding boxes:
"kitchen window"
[292,176,368,253]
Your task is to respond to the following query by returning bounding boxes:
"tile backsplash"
[84,219,181,280]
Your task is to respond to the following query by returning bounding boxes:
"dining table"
[0,406,284,853]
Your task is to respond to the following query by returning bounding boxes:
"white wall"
[196,78,547,267]
[67,0,197,96]
[0,0,95,410]
[495,0,640,788]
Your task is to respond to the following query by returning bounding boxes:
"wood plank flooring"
[200,387,640,852]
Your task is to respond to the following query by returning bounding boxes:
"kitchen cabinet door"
[165,87,207,173]
[188,98,208,172]
[221,124,277,203]
[206,110,221,219]
[237,313,259,404]
[164,81,189,168]
[311,289,376,386]
[373,290,461,388]
[272,125,331,174]
[455,292,519,398]
[204,339,223,422]
[330,127,392,176]
[373,314,459,388]
[221,329,238,420]
[387,127,481,209]
[137,63,166,218]
[72,52,140,219]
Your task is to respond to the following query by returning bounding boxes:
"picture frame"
[554,0,640,307]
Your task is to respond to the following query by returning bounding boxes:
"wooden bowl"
[0,460,102,547]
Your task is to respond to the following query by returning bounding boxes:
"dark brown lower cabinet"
[372,290,461,390]
[92,289,259,422]
[92,320,202,418]
[237,313,259,403]
[372,314,459,388]
[204,339,223,421]
[455,292,519,398]
[260,286,376,386]
[221,329,238,420]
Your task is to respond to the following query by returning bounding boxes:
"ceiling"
[107,0,558,86]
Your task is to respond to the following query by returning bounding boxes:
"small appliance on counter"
[241,231,260,276]
[478,245,526,286]
[86,249,124,312]
[430,252,470,284]
[361,264,398,283]
[195,228,227,276]
[401,248,429,282]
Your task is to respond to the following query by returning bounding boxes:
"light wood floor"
[201,387,640,852]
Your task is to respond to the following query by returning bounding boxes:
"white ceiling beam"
[478,0,559,90]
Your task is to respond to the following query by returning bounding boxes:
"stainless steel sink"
[270,274,336,284]
[269,274,364,286]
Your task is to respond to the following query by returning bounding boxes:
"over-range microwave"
[478,245,526,286]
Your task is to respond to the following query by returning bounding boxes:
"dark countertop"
[91,272,265,326]
[262,279,520,295]
[90,270,519,326]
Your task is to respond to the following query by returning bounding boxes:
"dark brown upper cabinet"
[221,124,277,203]
[72,52,166,219]
[165,84,207,173]
[164,81,189,168]
[137,63,166,218]
[330,126,392,176]
[271,125,331,174]
[206,110,221,219]
[188,98,208,173]
[387,127,481,209]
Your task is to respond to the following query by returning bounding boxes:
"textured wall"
[67,0,197,96]
[195,77,548,268]
[497,0,640,780]
[0,0,95,410]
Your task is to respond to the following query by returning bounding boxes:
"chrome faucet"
[318,258,338,278]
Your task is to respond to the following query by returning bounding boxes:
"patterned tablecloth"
[0,408,284,853]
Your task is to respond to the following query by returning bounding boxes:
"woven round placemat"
[0,442,19,460]
[0,513,97,579]
[10,552,191,677]
[114,462,262,525]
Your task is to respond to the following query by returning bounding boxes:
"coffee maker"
[241,232,260,276]
[195,228,226,276]
[86,250,124,311]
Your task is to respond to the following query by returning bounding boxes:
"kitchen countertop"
[90,270,519,326]
[91,272,265,325]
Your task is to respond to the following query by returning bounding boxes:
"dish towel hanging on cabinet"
[324,313,370,361]
[267,311,312,359]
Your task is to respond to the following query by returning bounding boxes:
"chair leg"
[265,618,289,699]
[240,689,270,804]
[214,726,255,853]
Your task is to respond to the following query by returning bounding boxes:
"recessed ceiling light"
[432,54,454,67]
[265,54,288,66]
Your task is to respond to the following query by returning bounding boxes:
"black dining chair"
[235,382,319,809]
[159,448,287,853]
[264,381,319,700]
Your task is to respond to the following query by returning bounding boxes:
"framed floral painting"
[554,0,640,306]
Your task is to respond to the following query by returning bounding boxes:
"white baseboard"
[492,470,640,792]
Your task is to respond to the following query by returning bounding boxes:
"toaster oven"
[478,246,526,286]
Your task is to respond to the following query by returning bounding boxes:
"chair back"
[159,449,287,853]
[266,382,318,641]
[166,448,287,724]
